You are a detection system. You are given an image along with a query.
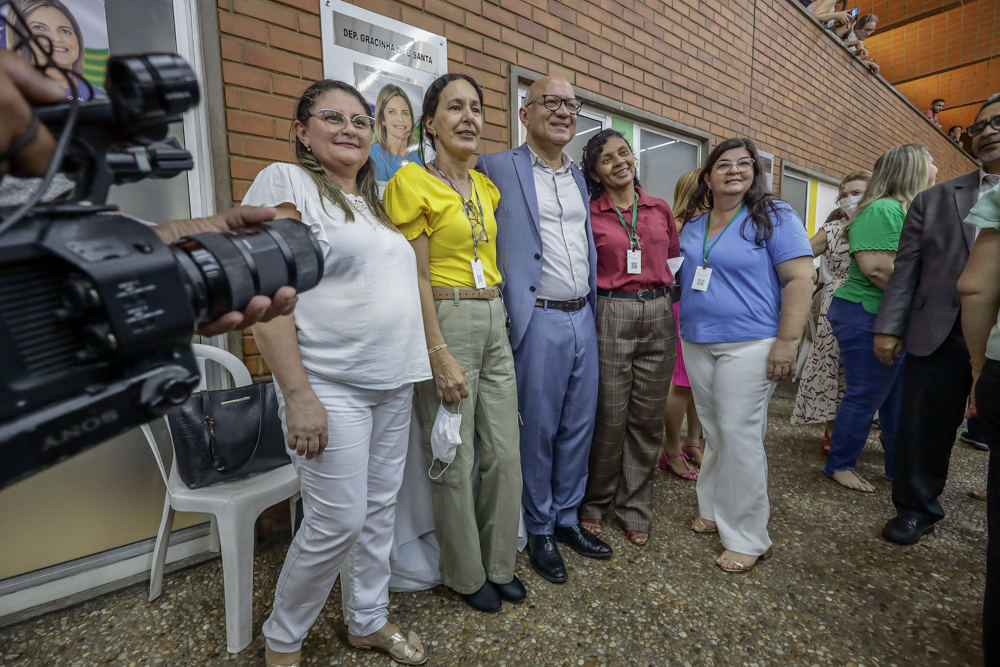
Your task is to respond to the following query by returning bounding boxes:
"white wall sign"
[321,0,447,184]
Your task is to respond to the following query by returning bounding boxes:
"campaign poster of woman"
[3,0,109,101]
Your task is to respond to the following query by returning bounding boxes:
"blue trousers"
[513,304,599,534]
[824,298,905,478]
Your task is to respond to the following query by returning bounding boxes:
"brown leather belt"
[431,286,499,300]
[535,297,587,312]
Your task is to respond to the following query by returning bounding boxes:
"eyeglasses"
[525,94,583,115]
[310,109,376,133]
[969,115,1000,137]
[713,158,755,174]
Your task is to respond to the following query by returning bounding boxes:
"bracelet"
[428,343,448,355]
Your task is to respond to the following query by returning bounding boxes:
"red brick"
[234,0,296,29]
[301,58,324,81]
[270,0,318,12]
[225,87,241,108]
[220,36,242,62]
[426,0,465,23]
[467,50,503,75]
[446,23,484,50]
[244,135,295,162]
[242,89,296,117]
[272,72,311,98]
[218,11,267,42]
[230,157,270,181]
[466,13,502,40]
[243,43,301,76]
[227,109,275,137]
[222,61,271,91]
[268,26,322,59]
[298,12,322,36]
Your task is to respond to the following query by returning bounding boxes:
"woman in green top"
[824,144,938,491]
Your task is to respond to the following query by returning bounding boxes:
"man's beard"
[978,138,1000,165]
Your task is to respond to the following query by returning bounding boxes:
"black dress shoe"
[882,516,937,545]
[555,523,613,559]
[492,575,526,603]
[462,581,501,613]
[527,534,568,583]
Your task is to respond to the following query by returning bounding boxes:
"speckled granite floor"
[0,382,989,667]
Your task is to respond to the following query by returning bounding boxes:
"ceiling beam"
[876,0,976,34]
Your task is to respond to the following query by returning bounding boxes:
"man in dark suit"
[877,93,1000,544]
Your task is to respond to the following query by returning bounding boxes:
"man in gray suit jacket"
[477,76,612,584]
[877,93,1000,544]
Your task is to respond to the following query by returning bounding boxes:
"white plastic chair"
[141,343,300,654]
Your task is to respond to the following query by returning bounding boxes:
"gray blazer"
[874,170,981,356]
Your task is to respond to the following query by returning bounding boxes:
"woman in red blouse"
[578,129,681,547]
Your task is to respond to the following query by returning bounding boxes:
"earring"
[306,146,312,152]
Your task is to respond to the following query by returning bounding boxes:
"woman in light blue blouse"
[370,84,422,182]
[677,138,815,573]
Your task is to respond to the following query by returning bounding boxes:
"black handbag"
[167,381,291,489]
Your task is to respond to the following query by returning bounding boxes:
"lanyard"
[613,193,640,250]
[701,205,745,268]
[431,161,487,260]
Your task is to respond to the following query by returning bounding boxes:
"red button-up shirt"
[591,187,680,291]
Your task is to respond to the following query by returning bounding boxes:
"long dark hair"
[291,79,395,229]
[581,129,641,201]
[417,73,484,165]
[691,137,782,246]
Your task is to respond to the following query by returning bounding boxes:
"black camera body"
[0,210,202,483]
[0,54,323,489]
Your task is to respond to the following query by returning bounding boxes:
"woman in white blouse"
[244,80,431,666]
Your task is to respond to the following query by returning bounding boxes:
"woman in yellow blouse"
[384,73,523,614]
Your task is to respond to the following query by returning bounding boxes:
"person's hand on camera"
[829,11,852,26]
[153,206,299,337]
[283,388,328,460]
[0,50,63,178]
[430,348,469,403]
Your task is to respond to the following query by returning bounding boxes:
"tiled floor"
[0,382,989,666]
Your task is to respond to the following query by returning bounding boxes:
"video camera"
[0,54,323,489]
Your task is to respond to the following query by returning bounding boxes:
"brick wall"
[216,0,977,383]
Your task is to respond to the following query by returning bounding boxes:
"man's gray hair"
[979,93,1000,117]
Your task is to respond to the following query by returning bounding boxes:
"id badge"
[692,266,712,291]
[471,259,487,289]
[626,249,642,274]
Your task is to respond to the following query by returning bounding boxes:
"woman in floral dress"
[792,170,871,452]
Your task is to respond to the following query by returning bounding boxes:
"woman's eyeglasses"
[713,158,755,174]
[310,109,376,134]
[525,94,583,115]
[969,115,1000,137]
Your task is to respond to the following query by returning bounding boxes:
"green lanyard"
[613,194,640,250]
[701,205,745,268]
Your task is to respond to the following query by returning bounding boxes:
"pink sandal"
[658,449,698,480]
[581,518,603,535]
[682,440,705,464]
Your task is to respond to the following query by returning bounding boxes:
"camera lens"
[170,219,324,325]
[106,54,199,122]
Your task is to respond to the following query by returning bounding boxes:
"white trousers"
[681,338,776,556]
[262,375,414,653]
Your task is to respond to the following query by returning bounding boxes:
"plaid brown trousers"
[580,293,676,533]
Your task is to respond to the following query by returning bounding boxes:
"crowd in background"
[798,0,881,74]
[230,65,1000,667]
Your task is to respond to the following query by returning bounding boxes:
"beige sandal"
[691,517,717,533]
[716,547,773,573]
[357,630,427,665]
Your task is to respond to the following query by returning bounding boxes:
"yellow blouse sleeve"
[476,172,501,212]
[384,167,432,240]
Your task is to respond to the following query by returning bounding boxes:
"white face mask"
[839,194,863,216]
[428,401,462,480]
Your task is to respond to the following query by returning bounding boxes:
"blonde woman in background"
[823,145,937,492]
[371,84,422,182]
[792,170,871,453]
[658,168,704,480]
